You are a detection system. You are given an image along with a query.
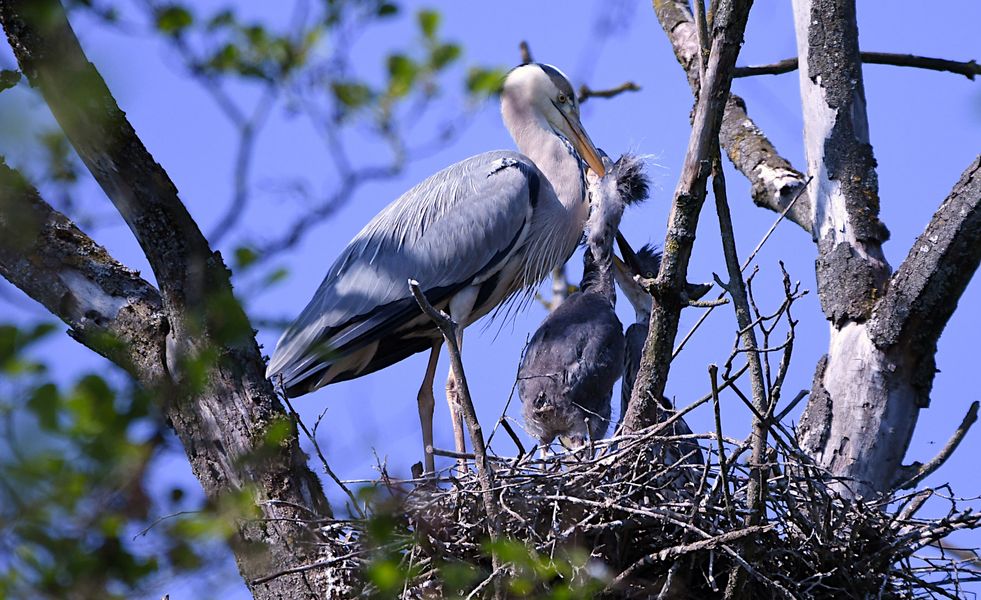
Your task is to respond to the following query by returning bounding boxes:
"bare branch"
[869,156,981,393]
[0,159,165,380]
[653,0,811,233]
[623,0,755,433]
[408,279,503,597]
[577,81,641,103]
[895,401,979,491]
[735,51,980,80]
[711,151,769,529]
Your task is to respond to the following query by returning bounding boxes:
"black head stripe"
[537,63,575,101]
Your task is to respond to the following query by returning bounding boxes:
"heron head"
[501,63,605,177]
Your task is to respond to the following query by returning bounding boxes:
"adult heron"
[267,63,606,474]
[518,155,648,451]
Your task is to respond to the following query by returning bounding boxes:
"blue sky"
[1,1,979,597]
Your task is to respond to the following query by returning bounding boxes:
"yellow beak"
[560,109,606,177]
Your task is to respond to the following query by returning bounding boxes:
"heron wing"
[267,150,542,391]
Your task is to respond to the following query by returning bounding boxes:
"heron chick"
[614,234,705,465]
[518,154,649,450]
[267,63,606,474]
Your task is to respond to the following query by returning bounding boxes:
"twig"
[498,418,527,459]
[281,391,366,520]
[519,40,533,65]
[896,401,979,490]
[709,365,737,523]
[610,524,773,588]
[774,389,809,423]
[673,176,812,359]
[408,279,503,598]
[734,52,980,80]
[689,296,729,308]
[577,81,641,103]
[711,148,768,530]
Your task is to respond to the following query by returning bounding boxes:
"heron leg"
[445,329,467,476]
[418,341,441,475]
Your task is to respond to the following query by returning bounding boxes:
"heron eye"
[557,93,568,104]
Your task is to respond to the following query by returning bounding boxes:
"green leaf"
[233,246,259,270]
[206,8,235,30]
[386,54,418,97]
[263,267,289,287]
[331,81,373,109]
[155,5,193,35]
[429,43,460,70]
[417,9,440,39]
[27,383,60,431]
[0,70,21,93]
[465,66,505,96]
[207,43,240,72]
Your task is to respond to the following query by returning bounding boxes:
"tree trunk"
[791,0,981,498]
[0,1,354,596]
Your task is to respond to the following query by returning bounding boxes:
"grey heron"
[518,155,649,451]
[266,63,606,474]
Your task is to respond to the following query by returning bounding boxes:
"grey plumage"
[266,63,608,474]
[518,155,649,449]
[613,239,662,421]
[267,152,543,395]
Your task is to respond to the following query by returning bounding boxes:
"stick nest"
[304,423,979,599]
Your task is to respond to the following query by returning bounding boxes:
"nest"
[303,418,980,599]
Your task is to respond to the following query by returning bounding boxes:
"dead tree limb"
[0,1,349,596]
[622,0,754,433]
[652,0,811,234]
[734,51,980,80]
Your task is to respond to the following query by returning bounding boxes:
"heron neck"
[581,248,616,304]
[503,104,588,219]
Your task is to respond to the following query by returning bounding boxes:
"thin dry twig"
[577,81,641,103]
[895,400,979,490]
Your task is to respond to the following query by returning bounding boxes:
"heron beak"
[615,231,644,276]
[559,109,606,177]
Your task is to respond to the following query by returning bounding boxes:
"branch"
[577,81,640,103]
[0,160,165,380]
[408,280,503,597]
[1,2,347,595]
[735,52,980,80]
[623,0,754,433]
[869,156,981,397]
[0,0,213,315]
[653,0,811,234]
[895,401,979,491]
[710,151,769,530]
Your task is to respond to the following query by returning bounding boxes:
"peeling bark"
[792,0,981,498]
